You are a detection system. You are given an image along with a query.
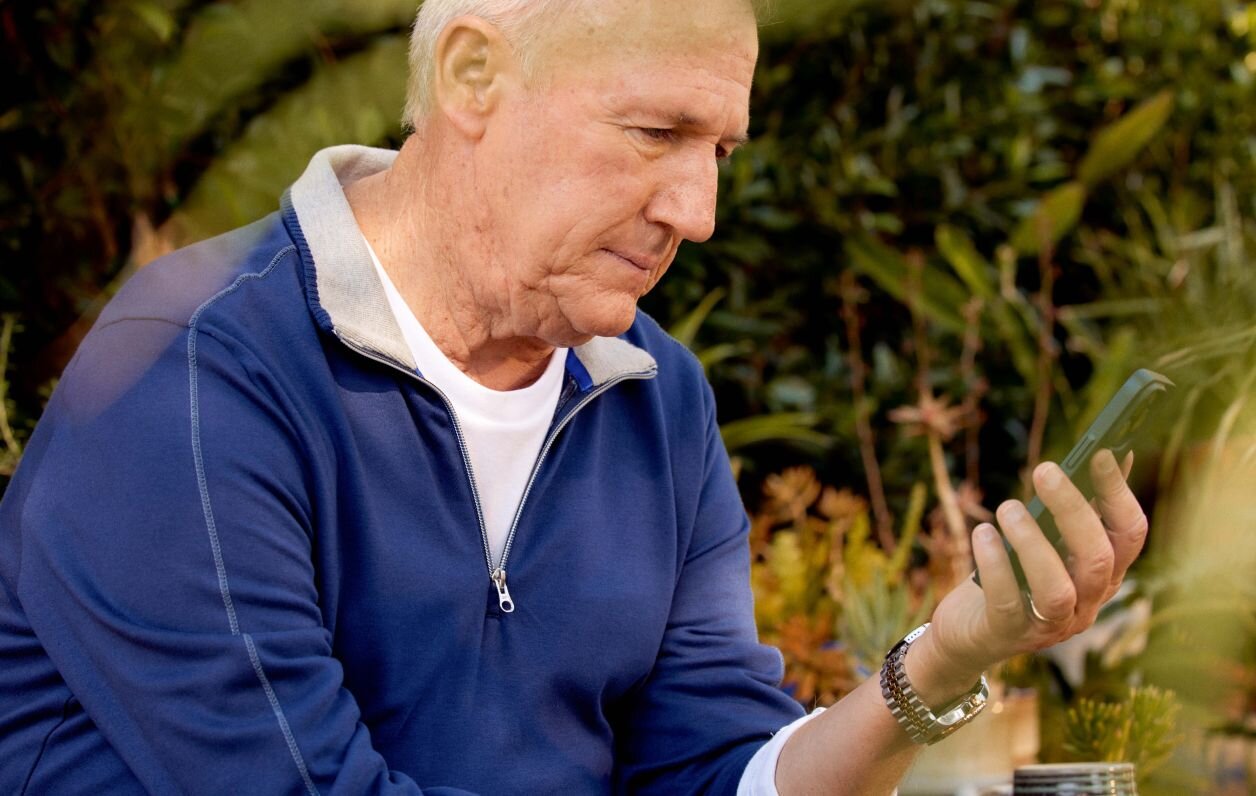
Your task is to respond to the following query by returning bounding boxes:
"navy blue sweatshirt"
[0,146,803,794]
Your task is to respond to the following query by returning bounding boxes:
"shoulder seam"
[185,244,319,796]
[187,243,295,634]
[91,316,191,335]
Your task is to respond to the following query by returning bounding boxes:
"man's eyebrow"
[668,112,750,146]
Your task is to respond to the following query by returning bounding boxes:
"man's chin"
[557,305,638,344]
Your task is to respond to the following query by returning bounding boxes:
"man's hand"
[774,448,1149,795]
[906,448,1149,705]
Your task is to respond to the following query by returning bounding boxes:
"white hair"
[403,0,580,130]
[402,0,769,130]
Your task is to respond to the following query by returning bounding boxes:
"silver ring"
[1026,595,1051,623]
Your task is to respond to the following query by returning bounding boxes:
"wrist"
[880,624,990,747]
[902,626,987,711]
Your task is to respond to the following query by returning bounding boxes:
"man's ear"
[433,15,517,139]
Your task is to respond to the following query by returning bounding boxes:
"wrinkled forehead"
[551,0,759,69]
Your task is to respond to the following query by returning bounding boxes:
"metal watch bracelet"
[879,623,989,746]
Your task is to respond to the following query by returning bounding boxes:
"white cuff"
[736,708,826,796]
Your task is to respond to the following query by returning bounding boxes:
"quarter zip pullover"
[0,146,804,795]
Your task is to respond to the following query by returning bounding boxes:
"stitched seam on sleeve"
[186,244,321,794]
[245,633,319,796]
[187,246,295,634]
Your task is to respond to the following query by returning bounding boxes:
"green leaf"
[1056,297,1167,322]
[935,225,995,301]
[1011,181,1087,255]
[128,1,178,43]
[169,37,409,242]
[1077,91,1175,188]
[1062,327,1137,445]
[719,413,832,452]
[696,342,751,372]
[669,288,726,349]
[844,235,967,333]
[768,532,809,615]
[129,0,418,165]
[887,481,927,576]
[936,224,1037,379]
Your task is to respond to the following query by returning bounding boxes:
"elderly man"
[0,0,1148,793]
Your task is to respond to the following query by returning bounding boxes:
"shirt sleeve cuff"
[736,707,826,796]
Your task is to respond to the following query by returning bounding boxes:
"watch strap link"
[879,623,989,746]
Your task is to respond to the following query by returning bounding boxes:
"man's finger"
[971,523,1026,632]
[1032,462,1114,612]
[1091,448,1149,582]
[996,497,1076,623]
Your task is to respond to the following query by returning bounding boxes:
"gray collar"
[287,145,657,387]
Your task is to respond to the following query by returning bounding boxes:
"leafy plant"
[1063,685,1182,779]
[1,0,415,468]
[748,466,940,701]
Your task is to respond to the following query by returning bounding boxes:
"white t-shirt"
[364,239,566,565]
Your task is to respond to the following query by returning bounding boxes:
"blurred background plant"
[1062,685,1182,781]
[4,0,1255,790]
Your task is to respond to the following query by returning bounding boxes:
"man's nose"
[643,151,719,244]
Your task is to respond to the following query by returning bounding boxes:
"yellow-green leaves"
[1063,686,1182,777]
[126,1,178,44]
[1013,92,1174,255]
[168,37,409,244]
[1077,91,1175,189]
[937,224,1037,379]
[1011,181,1087,255]
[668,288,726,350]
[845,235,967,333]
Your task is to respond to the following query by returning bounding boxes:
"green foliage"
[837,482,930,673]
[120,0,416,169]
[1011,91,1175,254]
[0,315,25,477]
[5,0,1254,778]
[646,0,1255,504]
[844,235,967,333]
[170,35,409,243]
[1077,91,1175,188]
[1010,181,1087,256]
[1,0,414,461]
[838,567,932,675]
[1063,686,1182,779]
[669,288,727,351]
[8,0,1254,504]
[935,224,1037,380]
[720,413,833,454]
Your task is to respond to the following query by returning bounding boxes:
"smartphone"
[973,368,1174,593]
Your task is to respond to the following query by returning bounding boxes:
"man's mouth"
[602,248,654,273]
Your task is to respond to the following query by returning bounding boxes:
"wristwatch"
[879,623,988,745]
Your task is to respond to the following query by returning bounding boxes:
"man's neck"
[344,142,558,392]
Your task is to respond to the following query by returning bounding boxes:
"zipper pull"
[491,568,515,613]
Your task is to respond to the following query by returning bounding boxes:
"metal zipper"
[335,331,654,614]
[493,372,653,594]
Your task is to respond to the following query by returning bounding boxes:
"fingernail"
[1002,501,1026,520]
[1096,450,1117,473]
[1037,462,1061,487]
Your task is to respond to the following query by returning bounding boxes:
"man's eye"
[638,128,677,143]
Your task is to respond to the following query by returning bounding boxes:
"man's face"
[471,0,758,346]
